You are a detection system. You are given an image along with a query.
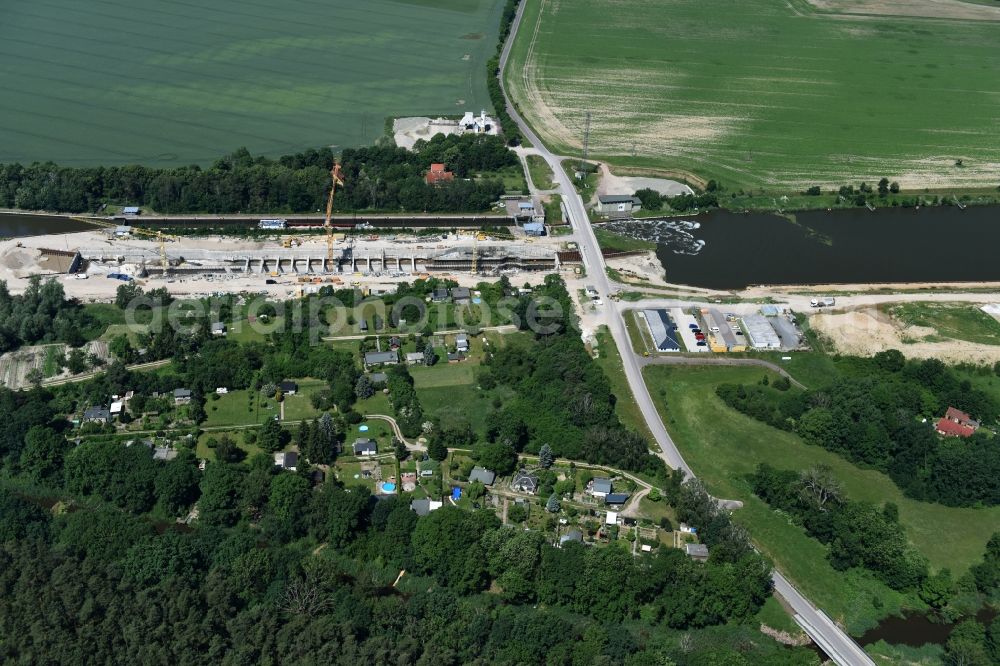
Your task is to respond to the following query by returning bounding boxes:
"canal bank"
[601,205,1000,290]
[0,210,511,238]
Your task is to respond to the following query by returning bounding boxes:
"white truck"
[810,297,836,307]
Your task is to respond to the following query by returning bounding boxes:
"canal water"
[858,607,997,649]
[602,205,1000,289]
[0,213,96,237]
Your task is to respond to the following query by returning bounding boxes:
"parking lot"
[671,308,710,352]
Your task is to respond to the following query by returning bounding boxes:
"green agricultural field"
[0,0,506,166]
[644,364,1000,632]
[505,0,1000,190]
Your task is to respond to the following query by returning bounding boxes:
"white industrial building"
[742,314,782,349]
[459,110,499,135]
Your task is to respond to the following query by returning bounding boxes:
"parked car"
[696,341,707,346]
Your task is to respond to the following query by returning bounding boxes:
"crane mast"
[325,163,345,269]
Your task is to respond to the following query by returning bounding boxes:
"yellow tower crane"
[74,217,177,275]
[324,162,345,269]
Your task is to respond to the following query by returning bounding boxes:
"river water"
[601,205,1000,289]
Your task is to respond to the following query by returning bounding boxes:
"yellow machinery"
[324,163,345,267]
[74,217,177,274]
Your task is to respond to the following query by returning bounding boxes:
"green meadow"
[0,0,505,166]
[644,364,1000,632]
[505,0,1000,190]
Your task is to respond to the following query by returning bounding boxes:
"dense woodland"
[0,281,821,664]
[474,276,666,478]
[0,134,516,215]
[0,277,94,352]
[717,351,1000,506]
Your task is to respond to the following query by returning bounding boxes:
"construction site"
[0,161,570,300]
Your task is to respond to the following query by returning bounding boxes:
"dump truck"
[810,297,836,307]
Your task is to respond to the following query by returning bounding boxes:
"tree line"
[750,463,927,591]
[0,133,517,215]
[716,350,1000,507]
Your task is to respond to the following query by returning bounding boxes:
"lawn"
[889,302,1000,346]
[525,154,555,189]
[410,361,476,388]
[593,228,657,254]
[592,326,655,443]
[0,0,507,165]
[644,364,1000,633]
[280,380,328,421]
[204,389,275,427]
[196,429,264,462]
[505,0,1000,190]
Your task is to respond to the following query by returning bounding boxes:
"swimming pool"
[381,482,396,493]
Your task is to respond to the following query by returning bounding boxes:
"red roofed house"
[425,163,454,186]
[935,406,978,438]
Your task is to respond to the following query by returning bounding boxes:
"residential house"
[389,336,402,350]
[83,406,111,424]
[153,447,178,461]
[451,287,471,303]
[410,498,443,517]
[431,287,450,303]
[605,493,630,507]
[173,388,192,405]
[353,438,378,456]
[279,381,298,395]
[210,322,227,336]
[935,406,979,438]
[425,163,454,186]
[405,351,425,365]
[364,350,398,367]
[110,400,124,416]
[468,467,496,485]
[456,333,469,352]
[310,469,326,486]
[510,469,539,494]
[685,543,710,562]
[273,451,298,470]
[590,477,612,499]
[559,529,583,547]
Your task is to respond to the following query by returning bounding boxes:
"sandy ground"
[597,164,693,197]
[606,252,672,288]
[0,231,564,301]
[392,117,463,150]
[811,305,1000,363]
[808,0,1000,21]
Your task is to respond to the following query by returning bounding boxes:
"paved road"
[499,5,874,664]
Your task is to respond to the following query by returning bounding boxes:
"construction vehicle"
[74,217,177,275]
